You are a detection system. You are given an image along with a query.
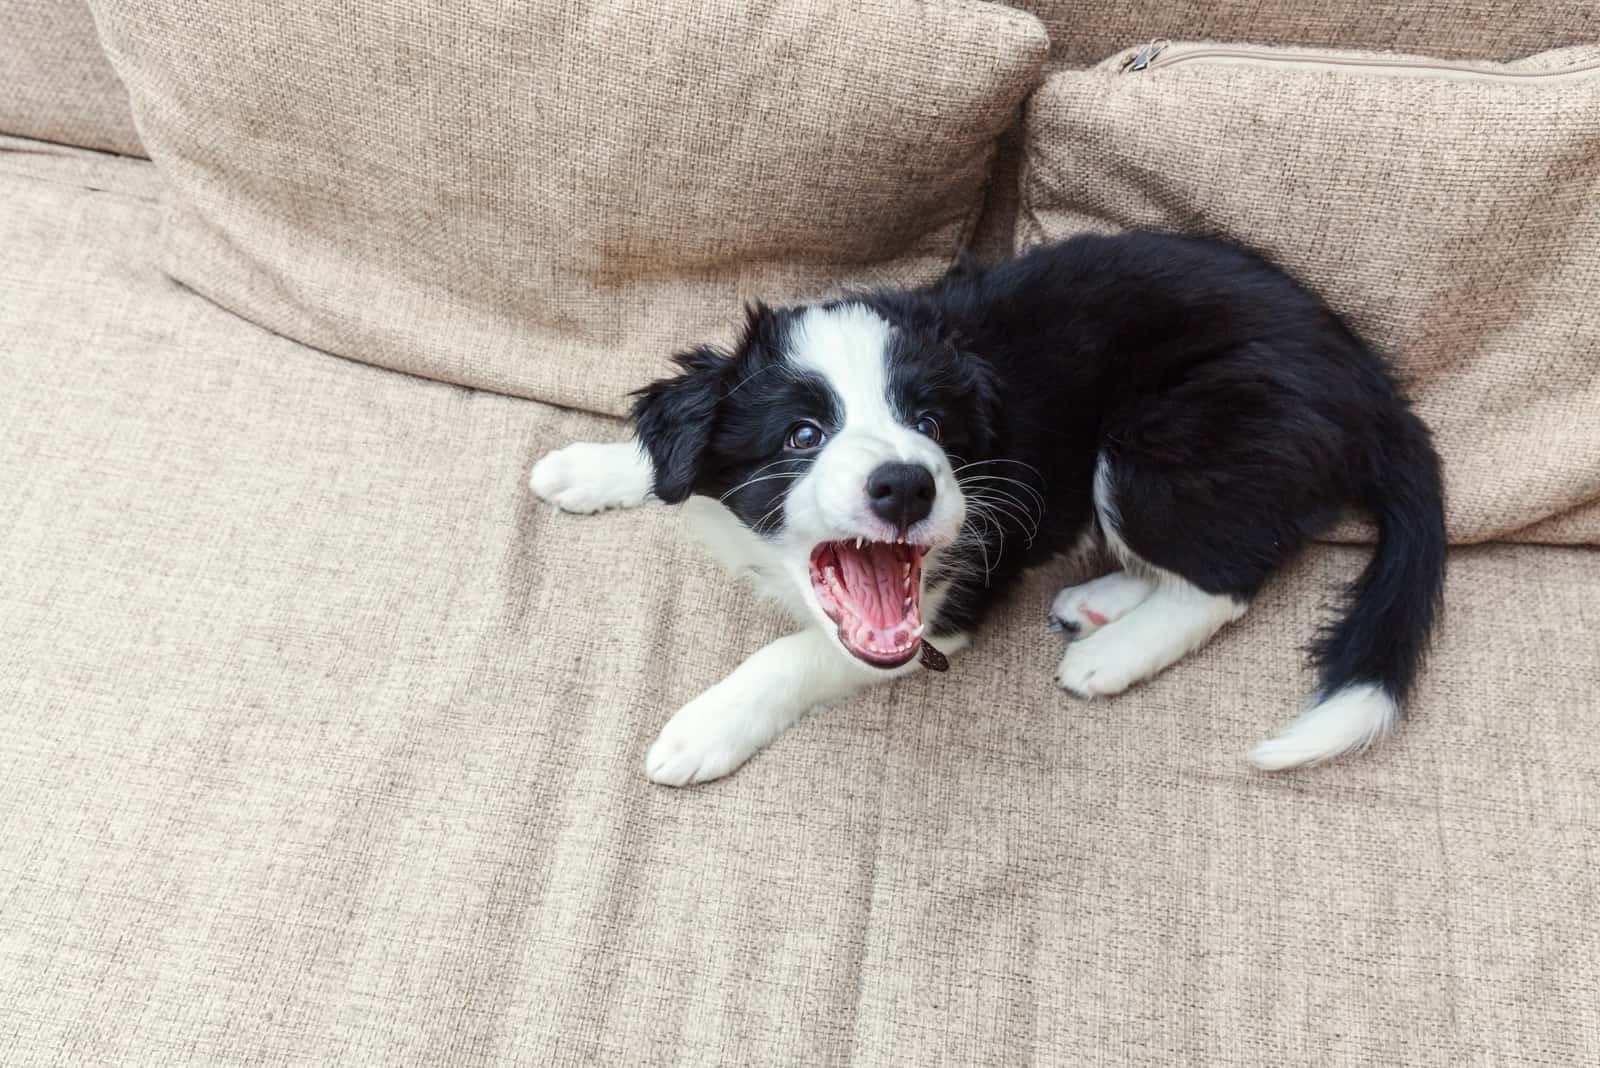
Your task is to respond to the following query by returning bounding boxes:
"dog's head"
[632,299,997,669]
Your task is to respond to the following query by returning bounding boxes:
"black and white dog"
[531,233,1445,786]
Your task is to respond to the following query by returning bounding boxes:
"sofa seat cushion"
[4,138,1599,1064]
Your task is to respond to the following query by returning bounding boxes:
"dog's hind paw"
[1055,632,1142,699]
[1049,570,1154,639]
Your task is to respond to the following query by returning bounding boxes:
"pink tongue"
[837,543,908,626]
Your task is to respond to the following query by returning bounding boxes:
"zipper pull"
[1123,38,1168,72]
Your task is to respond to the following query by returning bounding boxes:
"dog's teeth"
[826,567,848,601]
[825,565,837,579]
[913,624,925,638]
[902,562,911,577]
[903,596,913,608]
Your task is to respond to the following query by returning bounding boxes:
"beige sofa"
[3,2,1598,1063]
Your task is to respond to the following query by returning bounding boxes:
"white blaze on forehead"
[778,301,963,554]
[787,303,900,433]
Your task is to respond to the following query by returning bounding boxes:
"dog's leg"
[646,629,967,786]
[529,440,654,514]
[1055,578,1245,698]
[1048,570,1155,639]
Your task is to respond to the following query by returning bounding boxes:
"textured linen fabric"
[1004,0,1600,67]
[1019,44,1600,546]
[84,0,1047,418]
[4,138,1600,1065]
[0,0,143,155]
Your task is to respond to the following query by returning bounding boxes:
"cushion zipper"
[1120,40,1600,81]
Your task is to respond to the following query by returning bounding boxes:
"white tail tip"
[1249,683,1399,771]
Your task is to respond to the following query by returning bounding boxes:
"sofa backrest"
[7,0,1597,156]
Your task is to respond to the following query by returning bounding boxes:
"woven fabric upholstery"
[3,137,1599,1066]
[0,0,143,154]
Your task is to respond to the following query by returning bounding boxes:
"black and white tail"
[1250,412,1446,769]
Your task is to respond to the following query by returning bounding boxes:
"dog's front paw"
[645,693,761,787]
[1055,631,1142,699]
[529,441,653,514]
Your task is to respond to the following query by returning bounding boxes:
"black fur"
[632,304,837,527]
[634,232,1446,707]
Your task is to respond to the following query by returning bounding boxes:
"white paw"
[1055,630,1146,698]
[644,694,762,787]
[529,441,652,514]
[1048,571,1152,638]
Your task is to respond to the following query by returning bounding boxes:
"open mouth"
[809,540,925,667]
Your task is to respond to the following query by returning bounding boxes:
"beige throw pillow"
[1020,43,1600,545]
[0,0,143,155]
[89,0,1047,416]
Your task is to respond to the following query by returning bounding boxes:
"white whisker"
[751,498,788,534]
[960,473,1046,511]
[717,472,804,502]
[964,494,1034,537]
[953,457,1044,480]
[960,489,1040,546]
[718,459,811,503]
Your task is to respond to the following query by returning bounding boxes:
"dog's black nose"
[866,462,935,532]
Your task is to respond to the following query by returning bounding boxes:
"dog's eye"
[786,421,826,451]
[913,413,942,442]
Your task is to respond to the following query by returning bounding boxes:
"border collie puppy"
[530,232,1445,787]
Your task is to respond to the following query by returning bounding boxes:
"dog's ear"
[953,342,1002,456]
[630,345,728,504]
[741,300,785,347]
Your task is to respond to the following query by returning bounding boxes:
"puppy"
[530,232,1446,786]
